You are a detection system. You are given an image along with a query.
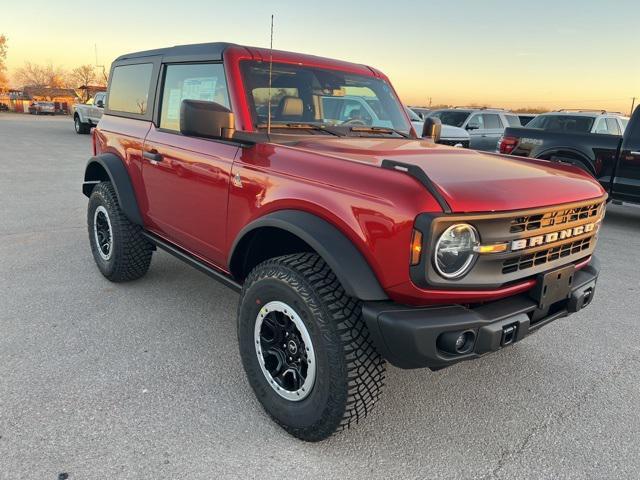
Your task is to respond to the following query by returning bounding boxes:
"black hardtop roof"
[114,42,238,62]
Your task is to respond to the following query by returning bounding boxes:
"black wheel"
[238,253,385,441]
[74,115,90,134]
[87,182,153,282]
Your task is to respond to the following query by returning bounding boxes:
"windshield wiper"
[348,126,411,138]
[257,123,343,137]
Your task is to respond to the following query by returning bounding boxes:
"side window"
[467,114,484,129]
[605,118,621,135]
[340,99,373,123]
[160,63,230,132]
[620,118,629,132]
[594,118,609,134]
[483,114,503,129]
[505,115,521,127]
[108,63,153,115]
[322,97,341,120]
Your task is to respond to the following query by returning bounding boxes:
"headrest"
[279,96,303,117]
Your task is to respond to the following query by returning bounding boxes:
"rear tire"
[75,114,90,134]
[237,253,385,441]
[87,182,153,282]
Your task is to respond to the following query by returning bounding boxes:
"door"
[465,113,485,150]
[612,111,640,204]
[91,92,105,123]
[141,62,238,266]
[480,113,504,151]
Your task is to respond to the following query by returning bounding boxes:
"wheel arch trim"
[229,210,388,301]
[82,154,143,225]
[535,147,595,174]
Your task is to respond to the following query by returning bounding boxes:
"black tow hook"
[501,324,518,346]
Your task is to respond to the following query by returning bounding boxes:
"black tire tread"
[242,252,385,440]
[88,182,152,282]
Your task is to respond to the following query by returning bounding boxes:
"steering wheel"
[341,118,367,126]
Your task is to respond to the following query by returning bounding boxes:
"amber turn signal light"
[410,229,423,265]
[473,243,508,254]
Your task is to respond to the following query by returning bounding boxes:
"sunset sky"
[3,0,639,112]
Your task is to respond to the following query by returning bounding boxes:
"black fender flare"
[82,153,143,225]
[229,210,388,301]
[535,148,595,175]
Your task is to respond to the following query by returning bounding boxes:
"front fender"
[229,210,388,301]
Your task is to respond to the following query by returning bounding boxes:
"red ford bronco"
[83,43,605,441]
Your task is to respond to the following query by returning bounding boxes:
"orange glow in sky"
[3,0,639,113]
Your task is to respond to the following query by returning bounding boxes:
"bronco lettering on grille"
[511,222,596,251]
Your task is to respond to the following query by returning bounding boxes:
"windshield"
[526,114,595,133]
[428,110,471,128]
[240,61,411,135]
[405,107,422,122]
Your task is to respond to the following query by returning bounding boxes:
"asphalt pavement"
[1,113,639,479]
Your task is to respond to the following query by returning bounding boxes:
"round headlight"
[434,224,478,279]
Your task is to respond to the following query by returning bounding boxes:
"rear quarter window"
[505,115,521,127]
[107,63,154,115]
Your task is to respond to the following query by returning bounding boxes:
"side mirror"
[180,100,235,140]
[96,100,104,108]
[466,124,479,131]
[422,117,442,143]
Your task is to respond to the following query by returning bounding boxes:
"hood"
[280,137,605,213]
[440,124,469,140]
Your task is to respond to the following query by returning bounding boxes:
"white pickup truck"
[72,91,106,134]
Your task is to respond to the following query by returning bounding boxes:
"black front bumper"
[363,257,600,370]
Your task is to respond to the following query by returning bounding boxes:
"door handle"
[143,150,163,162]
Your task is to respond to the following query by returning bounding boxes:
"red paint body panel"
[94,44,606,306]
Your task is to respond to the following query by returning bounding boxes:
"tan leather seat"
[275,96,303,121]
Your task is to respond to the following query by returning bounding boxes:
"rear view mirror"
[96,100,104,108]
[180,100,235,140]
[422,117,442,143]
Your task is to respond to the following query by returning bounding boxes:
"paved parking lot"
[1,113,639,479]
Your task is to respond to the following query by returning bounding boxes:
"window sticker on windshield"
[182,78,218,102]
[166,88,182,120]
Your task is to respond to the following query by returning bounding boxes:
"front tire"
[87,182,153,282]
[238,253,385,441]
[74,115,90,134]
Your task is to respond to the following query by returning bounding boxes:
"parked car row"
[500,108,637,205]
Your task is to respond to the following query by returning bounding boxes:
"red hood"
[282,137,605,212]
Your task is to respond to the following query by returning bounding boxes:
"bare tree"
[0,34,8,91]
[14,62,69,88]
[69,64,97,88]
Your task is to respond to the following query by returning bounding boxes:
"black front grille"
[502,237,593,274]
[510,202,602,233]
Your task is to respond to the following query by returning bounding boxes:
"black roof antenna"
[267,14,274,136]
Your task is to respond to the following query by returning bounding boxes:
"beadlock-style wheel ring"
[254,300,316,401]
[93,205,113,261]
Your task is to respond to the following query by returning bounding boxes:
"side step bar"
[380,159,452,213]
[142,231,242,293]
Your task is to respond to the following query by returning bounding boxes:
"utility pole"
[428,97,432,108]
[95,44,107,85]
[631,97,637,116]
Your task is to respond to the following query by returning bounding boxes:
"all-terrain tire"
[237,252,385,441]
[87,182,153,282]
[74,114,90,134]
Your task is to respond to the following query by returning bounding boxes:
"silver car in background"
[425,107,521,151]
[406,107,470,148]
